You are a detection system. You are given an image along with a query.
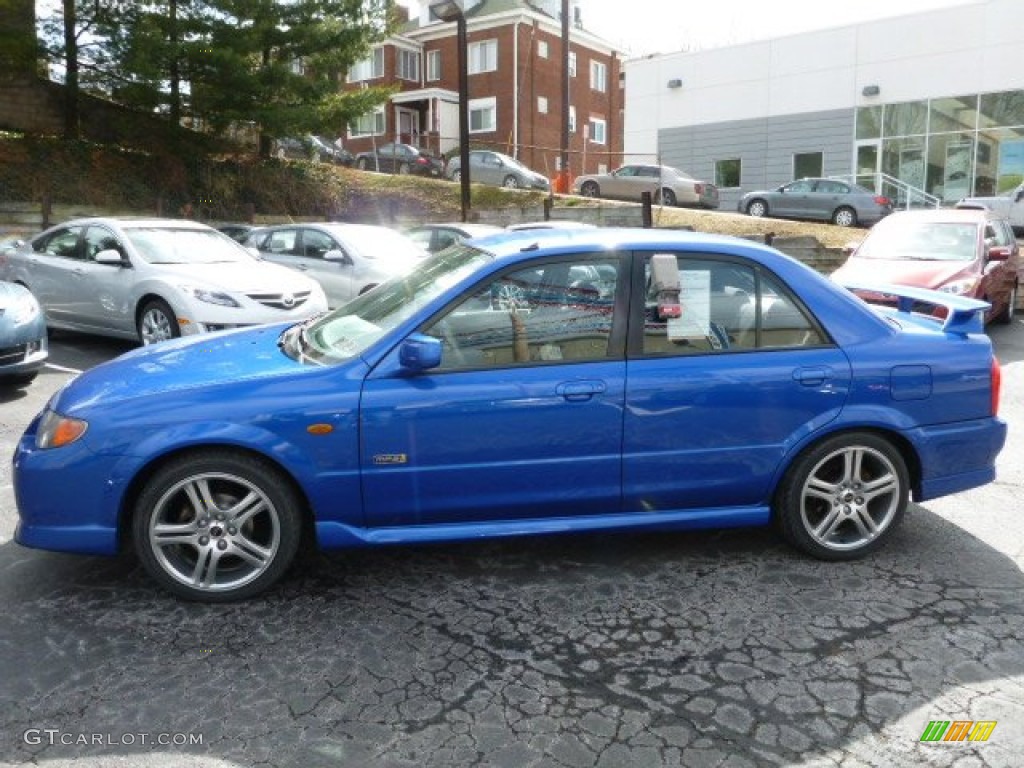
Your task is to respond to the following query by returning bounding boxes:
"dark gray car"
[738,177,893,227]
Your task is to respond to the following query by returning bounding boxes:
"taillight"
[417,156,429,165]
[992,356,1002,416]
[694,183,705,194]
[874,196,891,206]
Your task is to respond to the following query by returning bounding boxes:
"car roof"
[44,217,215,232]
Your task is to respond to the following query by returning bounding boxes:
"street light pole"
[430,0,472,223]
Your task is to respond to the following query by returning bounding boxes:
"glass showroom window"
[469,98,497,133]
[347,47,384,82]
[426,50,441,82]
[793,152,823,179]
[469,40,498,74]
[589,118,606,145]
[715,158,741,188]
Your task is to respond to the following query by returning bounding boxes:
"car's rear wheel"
[132,450,303,602]
[398,162,411,175]
[655,188,677,206]
[503,175,520,189]
[746,199,769,217]
[451,169,462,182]
[580,181,600,197]
[776,432,909,560]
[137,298,179,345]
[993,282,1018,325]
[356,157,369,171]
[832,206,858,227]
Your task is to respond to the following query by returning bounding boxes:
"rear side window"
[639,255,827,355]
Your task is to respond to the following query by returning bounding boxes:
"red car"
[831,208,1020,325]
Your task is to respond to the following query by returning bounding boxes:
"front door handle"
[556,380,606,402]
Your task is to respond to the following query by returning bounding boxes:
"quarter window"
[423,258,620,371]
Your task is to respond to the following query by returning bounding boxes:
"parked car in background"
[739,178,892,227]
[215,223,261,243]
[830,208,1020,325]
[0,218,327,345]
[354,143,444,177]
[246,223,427,307]
[447,150,551,191]
[573,164,719,209]
[957,180,1024,234]
[0,280,47,387]
[406,222,503,253]
[10,228,1007,601]
[275,135,353,166]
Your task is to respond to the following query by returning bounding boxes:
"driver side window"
[423,257,620,371]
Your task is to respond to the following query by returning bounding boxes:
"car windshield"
[290,244,493,364]
[124,227,254,265]
[336,227,427,263]
[855,221,979,262]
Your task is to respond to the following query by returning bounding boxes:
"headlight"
[35,409,88,449]
[10,294,40,324]
[181,286,241,308]
[938,279,979,296]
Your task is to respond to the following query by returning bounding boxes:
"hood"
[151,260,315,293]
[53,324,303,415]
[831,256,978,291]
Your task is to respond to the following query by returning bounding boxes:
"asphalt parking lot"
[1,324,1022,768]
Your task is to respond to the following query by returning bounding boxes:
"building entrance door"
[855,141,882,192]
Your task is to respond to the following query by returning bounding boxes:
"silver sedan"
[0,218,328,345]
[0,280,48,386]
[573,164,720,208]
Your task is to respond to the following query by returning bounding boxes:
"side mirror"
[93,248,125,265]
[987,245,1012,262]
[323,248,348,263]
[399,334,442,371]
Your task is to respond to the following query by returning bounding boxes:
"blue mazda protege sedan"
[12,228,1007,601]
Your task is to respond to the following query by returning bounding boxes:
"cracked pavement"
[1,326,1022,768]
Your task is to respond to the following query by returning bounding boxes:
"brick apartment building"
[343,0,625,179]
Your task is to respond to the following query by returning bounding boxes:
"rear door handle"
[556,380,606,402]
[793,366,831,386]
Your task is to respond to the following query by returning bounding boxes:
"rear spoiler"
[834,280,990,335]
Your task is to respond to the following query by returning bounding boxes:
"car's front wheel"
[137,298,180,345]
[775,432,909,560]
[132,451,303,602]
[746,199,769,217]
[503,175,520,189]
[451,169,462,182]
[993,282,1018,325]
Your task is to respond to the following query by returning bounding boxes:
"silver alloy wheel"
[833,207,857,227]
[799,445,901,553]
[140,304,176,345]
[147,472,282,593]
[503,175,520,189]
[747,200,767,217]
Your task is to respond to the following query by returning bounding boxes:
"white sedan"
[0,218,328,345]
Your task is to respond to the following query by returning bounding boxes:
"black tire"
[775,431,909,560]
[993,282,1018,325]
[137,298,180,346]
[2,372,37,388]
[656,188,677,206]
[356,157,369,171]
[746,199,769,217]
[503,175,520,189]
[132,450,304,602]
[832,206,858,227]
[580,181,600,197]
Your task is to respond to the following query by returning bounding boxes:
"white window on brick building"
[589,117,606,144]
[347,47,384,82]
[397,49,420,81]
[469,40,498,74]
[349,107,385,138]
[538,40,548,59]
[538,96,548,114]
[568,51,577,77]
[426,50,441,82]
[590,60,607,93]
[569,105,576,133]
[469,97,497,133]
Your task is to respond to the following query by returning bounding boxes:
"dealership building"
[623,0,1024,211]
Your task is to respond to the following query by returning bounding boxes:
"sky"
[404,0,979,57]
